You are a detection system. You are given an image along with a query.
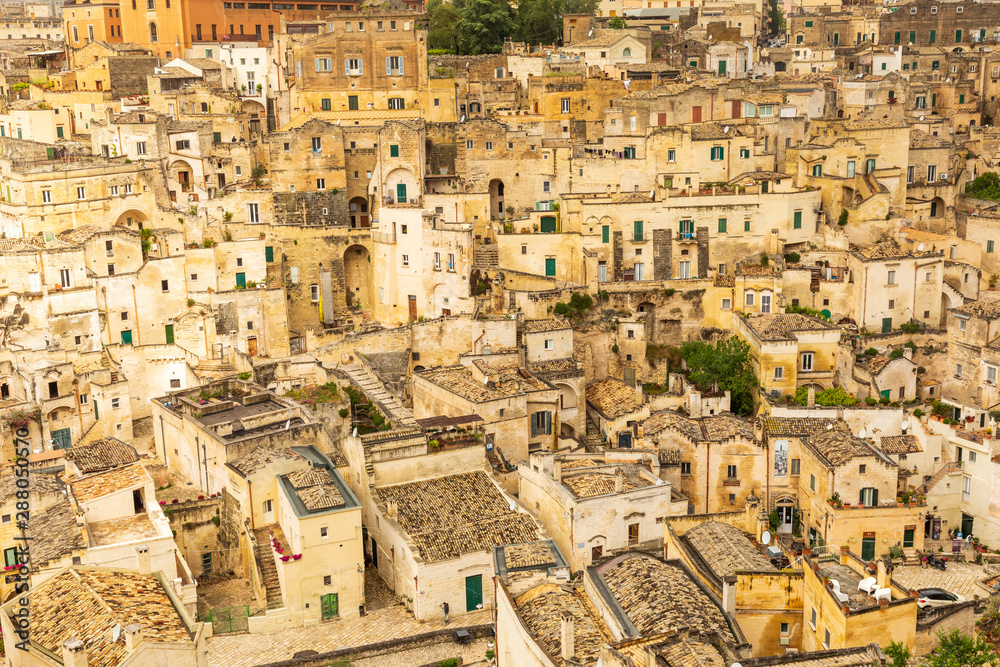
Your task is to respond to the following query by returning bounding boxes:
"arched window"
[149,22,157,42]
[494,67,505,78]
[622,47,632,57]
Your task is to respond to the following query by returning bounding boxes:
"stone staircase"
[340,364,417,427]
[196,358,238,381]
[583,418,604,451]
[902,548,920,566]
[474,243,499,268]
[920,460,962,495]
[253,527,284,610]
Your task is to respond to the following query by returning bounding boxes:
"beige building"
[733,313,841,397]
[848,242,947,331]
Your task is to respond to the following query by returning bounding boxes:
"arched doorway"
[930,197,945,218]
[560,422,576,438]
[114,207,151,229]
[344,245,373,309]
[489,179,505,219]
[349,197,369,228]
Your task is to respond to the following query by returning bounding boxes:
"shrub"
[865,396,877,406]
[913,408,925,418]
[237,372,252,380]
[864,348,879,356]
[899,321,921,334]
[339,408,349,418]
[838,210,849,226]
[931,400,950,417]
[760,253,769,265]
[904,341,918,351]
[783,252,801,264]
[965,172,1000,201]
[553,292,594,318]
[187,298,195,307]
[889,349,904,359]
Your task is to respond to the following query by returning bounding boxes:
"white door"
[761,293,772,313]
[635,263,644,281]
[598,264,607,283]
[679,261,691,279]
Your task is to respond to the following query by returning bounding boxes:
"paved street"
[892,560,993,599]
[206,605,492,667]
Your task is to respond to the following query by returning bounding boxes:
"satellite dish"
[112,624,121,642]
[859,428,867,438]
[460,115,465,122]
[588,29,593,36]
[509,501,517,511]
[724,126,730,133]
[920,115,925,121]
[902,420,909,430]
[733,664,743,667]
[352,427,358,438]
[761,530,771,545]
[827,424,833,430]
[227,117,234,123]
[918,243,925,251]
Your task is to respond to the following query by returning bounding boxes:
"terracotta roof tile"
[586,378,641,419]
[684,521,774,579]
[65,438,138,474]
[743,313,838,341]
[878,435,921,455]
[516,584,613,666]
[561,464,656,498]
[71,463,150,503]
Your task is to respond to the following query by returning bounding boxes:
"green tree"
[608,15,627,29]
[428,0,464,52]
[459,0,514,54]
[966,172,1000,201]
[924,630,1000,667]
[679,337,758,415]
[513,0,561,45]
[767,0,785,39]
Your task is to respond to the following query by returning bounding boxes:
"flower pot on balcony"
[292,554,302,560]
[281,555,290,562]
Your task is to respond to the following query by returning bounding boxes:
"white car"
[917,588,964,609]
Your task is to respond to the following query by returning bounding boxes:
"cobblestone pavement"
[363,567,399,611]
[892,561,993,599]
[352,637,492,667]
[206,605,492,667]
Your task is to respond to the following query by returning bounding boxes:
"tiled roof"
[564,33,632,48]
[65,438,138,474]
[743,313,838,341]
[715,274,735,287]
[644,411,704,442]
[611,192,654,204]
[562,464,656,498]
[71,462,150,503]
[516,584,613,667]
[878,435,921,454]
[600,555,734,641]
[956,297,1000,320]
[805,430,880,467]
[418,364,548,403]
[736,264,781,277]
[657,640,725,667]
[684,521,774,579]
[286,467,345,511]
[701,415,755,442]
[0,469,63,499]
[860,354,892,375]
[29,569,191,666]
[852,241,938,261]
[30,498,85,568]
[88,514,159,546]
[740,645,885,666]
[375,471,540,562]
[763,417,841,437]
[505,542,556,571]
[524,318,571,333]
[229,446,301,477]
[586,378,640,419]
[910,128,948,149]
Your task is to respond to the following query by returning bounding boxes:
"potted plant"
[281,555,290,562]
[292,554,302,561]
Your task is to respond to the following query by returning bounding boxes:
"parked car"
[917,588,964,609]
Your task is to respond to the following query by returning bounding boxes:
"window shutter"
[545,411,552,434]
[386,56,391,75]
[358,59,363,75]
[314,58,321,72]
[399,56,404,75]
[719,147,725,159]
[344,59,350,75]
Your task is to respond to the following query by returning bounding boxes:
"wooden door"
[408,295,417,320]
[247,337,258,356]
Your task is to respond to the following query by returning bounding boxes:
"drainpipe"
[473,329,486,354]
[706,442,711,513]
[75,383,83,436]
[195,435,202,491]
[248,480,255,530]
[203,440,210,492]
[131,284,141,344]
[159,414,167,466]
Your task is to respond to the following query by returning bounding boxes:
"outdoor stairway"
[340,363,416,428]
[196,358,238,380]
[583,419,604,451]
[920,457,960,495]
[474,244,499,268]
[254,527,284,610]
[902,548,920,566]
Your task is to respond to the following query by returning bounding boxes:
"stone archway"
[489,179,505,220]
[113,207,152,229]
[349,197,370,228]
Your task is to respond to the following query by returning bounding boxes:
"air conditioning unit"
[779,637,790,646]
[940,173,949,180]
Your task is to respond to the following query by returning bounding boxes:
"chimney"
[553,458,563,482]
[124,624,144,653]
[386,499,398,520]
[807,385,816,407]
[876,558,889,591]
[614,468,625,493]
[62,638,88,667]
[840,546,850,566]
[903,347,913,360]
[560,612,576,662]
[135,546,150,575]
[722,576,737,613]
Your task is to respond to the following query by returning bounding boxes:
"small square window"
[321,526,328,537]
[111,398,120,409]
[859,464,866,474]
[324,575,332,585]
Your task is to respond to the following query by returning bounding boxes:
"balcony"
[383,195,422,208]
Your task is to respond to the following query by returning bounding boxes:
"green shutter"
[894,32,900,44]
[265,246,274,262]
[213,132,221,143]
[390,144,399,157]
[930,30,936,43]
[932,93,937,106]
[956,29,962,42]
[988,240,994,253]
[56,126,63,138]
[633,220,643,241]
[602,225,609,243]
[94,400,99,420]
[793,211,802,229]
[540,216,556,233]
[744,220,750,232]
[909,31,915,43]
[960,94,965,104]
[545,258,556,277]
[718,218,727,233]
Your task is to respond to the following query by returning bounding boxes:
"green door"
[51,428,71,449]
[121,330,133,345]
[236,273,246,289]
[165,325,174,344]
[371,538,378,568]
[321,593,338,620]
[465,574,483,612]
[545,258,556,277]
[540,216,556,233]
[821,309,831,319]
[881,317,892,333]
[718,59,727,75]
[861,536,876,560]
[903,529,914,548]
[962,513,974,536]
[880,389,890,400]
[265,246,274,262]
[396,183,407,203]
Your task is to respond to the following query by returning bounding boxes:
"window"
[317,178,325,190]
[791,459,800,475]
[111,185,119,196]
[745,220,751,232]
[957,363,964,378]
[634,220,643,241]
[681,462,691,475]
[928,165,937,182]
[321,526,328,538]
[774,366,784,380]
[907,166,914,183]
[628,523,639,546]
[485,141,493,151]
[531,411,552,436]
[320,98,331,111]
[801,352,814,371]
[59,269,71,288]
[345,58,363,75]
[467,140,474,150]
[970,450,978,463]
[248,203,260,223]
[388,97,404,110]
[667,149,676,162]
[710,146,725,161]
[887,270,896,285]
[448,253,455,270]
[42,190,51,203]
[964,475,971,502]
[542,180,551,193]
[311,137,322,153]
[718,218,727,233]
[727,464,738,479]
[544,339,554,350]
[859,487,878,506]
[561,98,570,113]
[149,22,157,42]
[722,298,731,310]
[77,187,86,200]
[401,255,409,267]
[810,474,816,492]
[161,280,169,292]
[824,629,831,649]
[434,252,441,270]
[263,499,273,514]
[745,292,755,307]
[111,398,120,409]
[812,164,823,177]
[761,293,772,314]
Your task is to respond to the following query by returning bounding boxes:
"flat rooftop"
[815,561,885,611]
[197,398,286,426]
[89,515,159,546]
